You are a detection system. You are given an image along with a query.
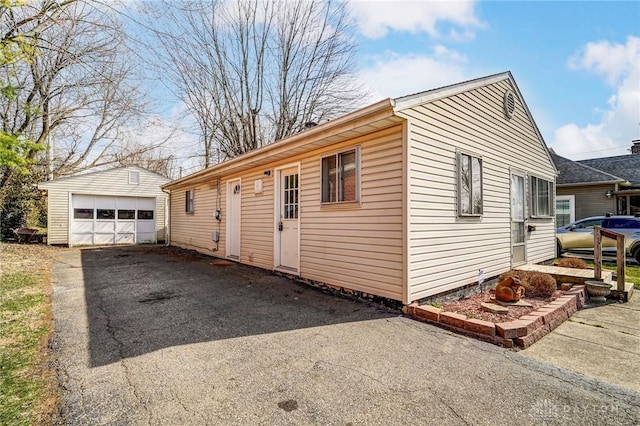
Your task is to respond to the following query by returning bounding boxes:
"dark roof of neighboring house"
[578,154,640,186]
[550,150,626,185]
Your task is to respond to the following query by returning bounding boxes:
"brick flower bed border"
[402,285,587,349]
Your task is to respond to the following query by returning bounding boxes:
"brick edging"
[402,285,587,349]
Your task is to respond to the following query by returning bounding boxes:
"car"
[556,215,640,261]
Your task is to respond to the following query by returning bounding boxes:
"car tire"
[556,240,562,258]
[633,248,640,264]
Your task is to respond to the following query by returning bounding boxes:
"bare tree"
[0,0,172,185]
[140,0,365,164]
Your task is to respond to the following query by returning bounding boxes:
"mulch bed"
[441,289,560,323]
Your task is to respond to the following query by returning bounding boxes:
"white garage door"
[71,195,157,246]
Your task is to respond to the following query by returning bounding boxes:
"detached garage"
[39,166,170,246]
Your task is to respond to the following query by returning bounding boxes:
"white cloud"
[552,36,640,160]
[360,46,469,101]
[346,0,484,39]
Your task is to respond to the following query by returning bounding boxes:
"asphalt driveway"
[52,246,640,425]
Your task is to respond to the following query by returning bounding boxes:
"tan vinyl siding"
[39,167,169,245]
[239,170,274,269]
[46,190,70,244]
[169,126,405,301]
[403,79,556,301]
[170,179,224,255]
[557,185,615,220]
[299,125,404,300]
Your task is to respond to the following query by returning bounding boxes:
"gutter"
[162,98,395,190]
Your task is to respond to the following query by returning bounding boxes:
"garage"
[71,195,157,246]
[38,166,170,246]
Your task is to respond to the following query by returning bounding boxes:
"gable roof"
[39,165,170,188]
[165,71,556,190]
[550,150,627,186]
[579,154,640,186]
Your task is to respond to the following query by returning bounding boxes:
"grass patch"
[0,244,59,425]
[580,260,640,290]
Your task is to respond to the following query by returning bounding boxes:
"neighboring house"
[38,166,170,246]
[163,72,557,304]
[579,142,640,216]
[551,140,640,224]
[550,150,628,226]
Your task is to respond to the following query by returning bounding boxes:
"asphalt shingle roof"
[578,154,640,186]
[550,150,626,185]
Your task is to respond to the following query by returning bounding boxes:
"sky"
[136,0,640,173]
[346,0,639,161]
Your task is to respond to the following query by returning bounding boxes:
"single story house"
[163,72,557,304]
[552,140,640,224]
[39,166,170,246]
[550,150,629,226]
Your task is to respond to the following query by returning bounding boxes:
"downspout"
[162,188,170,246]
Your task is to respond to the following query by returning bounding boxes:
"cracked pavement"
[51,246,640,425]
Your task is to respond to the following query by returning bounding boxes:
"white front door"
[227,179,241,258]
[511,173,526,265]
[277,167,299,271]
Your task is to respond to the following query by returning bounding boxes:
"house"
[552,140,640,224]
[163,72,557,304]
[38,166,170,246]
[550,150,628,226]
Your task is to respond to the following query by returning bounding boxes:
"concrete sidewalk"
[522,292,640,392]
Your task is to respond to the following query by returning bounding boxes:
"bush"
[497,270,557,298]
[557,257,587,269]
[524,272,557,297]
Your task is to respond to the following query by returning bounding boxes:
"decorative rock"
[481,302,509,314]
[560,283,573,291]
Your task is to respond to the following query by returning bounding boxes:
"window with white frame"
[129,171,140,184]
[531,176,553,217]
[555,195,575,227]
[458,152,483,216]
[321,148,359,203]
[185,189,195,213]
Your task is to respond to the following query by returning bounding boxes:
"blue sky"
[138,1,639,173]
[346,0,640,160]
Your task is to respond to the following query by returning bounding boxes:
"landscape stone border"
[402,285,587,349]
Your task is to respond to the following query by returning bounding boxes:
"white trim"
[510,171,527,267]
[226,178,242,259]
[555,195,575,226]
[273,162,301,274]
[393,73,509,110]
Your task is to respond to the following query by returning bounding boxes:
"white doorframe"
[273,163,301,273]
[226,178,242,259]
[510,172,527,266]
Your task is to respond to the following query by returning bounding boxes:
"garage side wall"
[41,167,169,245]
[402,79,556,301]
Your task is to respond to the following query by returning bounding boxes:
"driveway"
[52,246,640,425]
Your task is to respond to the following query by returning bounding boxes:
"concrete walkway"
[522,292,640,392]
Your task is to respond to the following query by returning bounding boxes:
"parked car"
[556,215,640,262]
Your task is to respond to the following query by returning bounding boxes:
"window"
[118,210,135,220]
[458,153,482,216]
[283,174,299,219]
[74,208,94,219]
[185,189,194,213]
[555,195,574,227]
[97,209,115,220]
[322,148,359,203]
[530,176,553,217]
[129,171,140,184]
[137,210,154,220]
